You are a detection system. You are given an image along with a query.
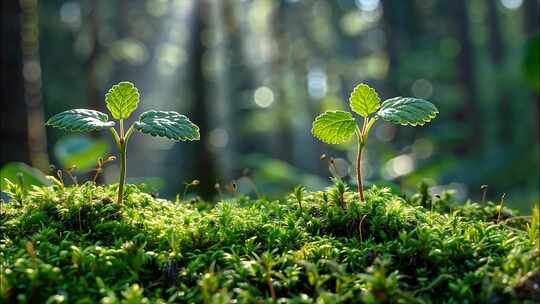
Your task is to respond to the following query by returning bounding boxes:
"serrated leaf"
[134,111,200,141]
[105,81,140,120]
[46,109,115,132]
[311,111,357,144]
[376,97,438,126]
[349,83,381,117]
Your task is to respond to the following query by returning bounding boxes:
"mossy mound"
[1,182,538,303]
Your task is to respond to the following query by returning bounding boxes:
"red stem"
[356,135,365,202]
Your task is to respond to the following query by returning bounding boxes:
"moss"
[0,182,538,303]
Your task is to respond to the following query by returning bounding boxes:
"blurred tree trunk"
[487,0,511,140]
[522,0,539,144]
[84,0,101,111]
[223,0,255,161]
[0,0,30,168]
[452,0,482,154]
[523,0,539,36]
[270,0,293,162]
[381,0,418,94]
[22,0,49,171]
[1,0,49,171]
[189,0,218,197]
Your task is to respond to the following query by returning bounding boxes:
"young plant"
[46,81,200,204]
[312,83,438,201]
[292,185,305,211]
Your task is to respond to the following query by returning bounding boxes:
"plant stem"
[356,119,367,202]
[266,272,276,300]
[356,133,365,202]
[117,139,127,205]
[117,120,127,205]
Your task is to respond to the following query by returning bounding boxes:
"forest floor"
[1,181,539,303]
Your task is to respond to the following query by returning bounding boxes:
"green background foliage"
[1,0,539,212]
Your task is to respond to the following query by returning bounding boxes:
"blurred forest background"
[1,0,539,212]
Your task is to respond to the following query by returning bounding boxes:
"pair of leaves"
[312,83,438,144]
[46,82,199,141]
[47,109,199,141]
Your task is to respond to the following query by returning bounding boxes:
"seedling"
[312,83,438,201]
[292,185,305,211]
[46,81,200,204]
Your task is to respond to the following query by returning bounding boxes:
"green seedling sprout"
[312,83,438,201]
[292,185,305,211]
[46,81,200,204]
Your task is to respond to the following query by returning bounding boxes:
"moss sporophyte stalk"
[45,81,200,204]
[311,83,438,201]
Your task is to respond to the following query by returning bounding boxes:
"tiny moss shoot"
[312,83,438,201]
[45,81,200,204]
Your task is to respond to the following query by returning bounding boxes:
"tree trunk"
[487,0,512,140]
[21,0,49,171]
[270,0,293,162]
[381,0,418,94]
[0,0,30,167]
[1,0,49,170]
[189,0,218,197]
[523,0,539,36]
[84,0,101,111]
[452,0,482,154]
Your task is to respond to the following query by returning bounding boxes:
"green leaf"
[376,97,438,126]
[349,83,381,117]
[134,111,200,141]
[54,135,109,171]
[1,162,50,191]
[46,109,115,132]
[105,81,140,120]
[311,111,357,144]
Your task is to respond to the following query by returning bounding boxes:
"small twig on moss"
[56,170,65,190]
[181,179,200,201]
[215,182,223,201]
[92,156,116,184]
[503,216,532,223]
[358,214,367,242]
[496,193,506,224]
[293,185,305,212]
[66,165,79,186]
[480,185,488,204]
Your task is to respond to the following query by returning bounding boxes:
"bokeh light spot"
[254,86,275,108]
[307,67,327,99]
[209,128,229,149]
[385,154,415,178]
[59,2,81,28]
[355,0,380,12]
[411,79,433,99]
[500,0,523,10]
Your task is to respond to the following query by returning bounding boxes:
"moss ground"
[1,182,538,303]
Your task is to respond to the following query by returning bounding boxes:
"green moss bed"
[1,182,539,303]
